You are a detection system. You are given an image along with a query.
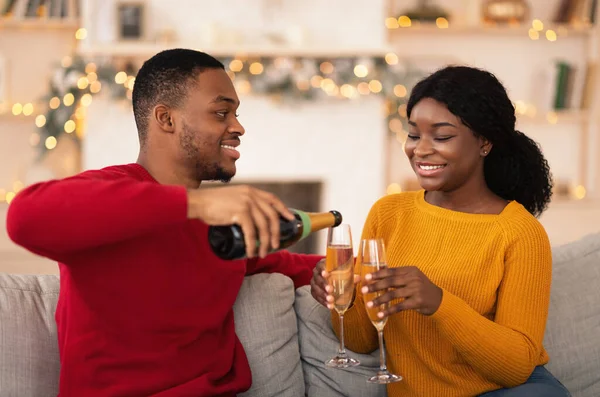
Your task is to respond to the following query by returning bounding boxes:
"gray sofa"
[1,232,599,397]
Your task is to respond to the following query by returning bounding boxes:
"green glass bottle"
[208,209,343,260]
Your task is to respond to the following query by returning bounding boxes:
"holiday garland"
[36,54,426,156]
[34,56,128,157]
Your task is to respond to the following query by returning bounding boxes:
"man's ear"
[153,104,175,133]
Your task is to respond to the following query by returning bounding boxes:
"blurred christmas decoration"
[218,55,427,141]
[482,0,530,24]
[401,0,449,22]
[31,53,425,157]
[222,55,428,142]
[35,56,128,158]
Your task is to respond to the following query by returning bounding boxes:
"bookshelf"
[0,18,78,29]
[0,0,80,30]
[384,0,600,200]
[517,109,589,124]
[0,0,81,209]
[1,0,79,20]
[386,21,594,37]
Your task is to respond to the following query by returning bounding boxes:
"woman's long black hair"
[406,65,553,217]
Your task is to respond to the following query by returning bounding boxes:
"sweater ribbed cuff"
[430,288,471,330]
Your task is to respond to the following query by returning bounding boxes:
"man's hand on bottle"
[187,185,295,258]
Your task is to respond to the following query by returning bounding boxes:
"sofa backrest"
[544,232,600,397]
[0,272,305,397]
[0,274,60,397]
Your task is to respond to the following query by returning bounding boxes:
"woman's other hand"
[362,266,443,317]
[310,259,334,309]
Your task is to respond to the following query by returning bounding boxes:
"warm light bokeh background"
[1,0,599,274]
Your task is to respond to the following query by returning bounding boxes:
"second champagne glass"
[359,238,403,384]
[324,224,360,368]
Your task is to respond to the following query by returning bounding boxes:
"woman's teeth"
[419,165,445,170]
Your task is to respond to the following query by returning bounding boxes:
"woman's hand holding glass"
[361,265,443,317]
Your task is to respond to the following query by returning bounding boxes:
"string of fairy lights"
[0,17,592,203]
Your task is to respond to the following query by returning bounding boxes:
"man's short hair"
[132,49,225,144]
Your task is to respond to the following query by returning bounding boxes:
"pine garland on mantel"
[36,53,426,157]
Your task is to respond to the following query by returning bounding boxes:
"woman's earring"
[483,150,488,155]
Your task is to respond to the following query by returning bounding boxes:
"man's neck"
[136,151,201,189]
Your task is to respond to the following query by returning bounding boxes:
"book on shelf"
[540,59,598,113]
[554,62,572,110]
[580,62,599,109]
[0,0,79,20]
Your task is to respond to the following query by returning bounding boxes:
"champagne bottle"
[208,209,343,260]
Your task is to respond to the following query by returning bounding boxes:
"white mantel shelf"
[76,43,396,59]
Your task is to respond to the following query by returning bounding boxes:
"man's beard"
[208,165,233,183]
[180,123,235,183]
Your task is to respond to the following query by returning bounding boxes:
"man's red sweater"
[6,163,322,397]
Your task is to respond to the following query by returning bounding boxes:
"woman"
[311,65,570,397]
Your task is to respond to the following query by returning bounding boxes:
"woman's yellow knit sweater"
[332,190,552,397]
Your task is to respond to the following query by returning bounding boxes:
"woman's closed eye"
[435,136,454,141]
[406,132,455,141]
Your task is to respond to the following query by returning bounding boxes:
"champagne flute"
[324,224,360,368]
[358,238,403,384]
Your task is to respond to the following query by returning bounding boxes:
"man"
[6,49,323,396]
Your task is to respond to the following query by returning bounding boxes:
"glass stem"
[338,314,347,356]
[378,330,387,372]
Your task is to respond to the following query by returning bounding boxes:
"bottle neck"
[292,209,313,241]
[306,212,337,232]
[290,209,342,241]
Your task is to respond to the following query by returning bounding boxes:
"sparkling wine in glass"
[325,224,360,368]
[359,238,403,384]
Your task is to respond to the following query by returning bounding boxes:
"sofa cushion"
[544,232,600,397]
[234,273,305,397]
[0,273,60,397]
[295,286,386,397]
[0,272,304,397]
